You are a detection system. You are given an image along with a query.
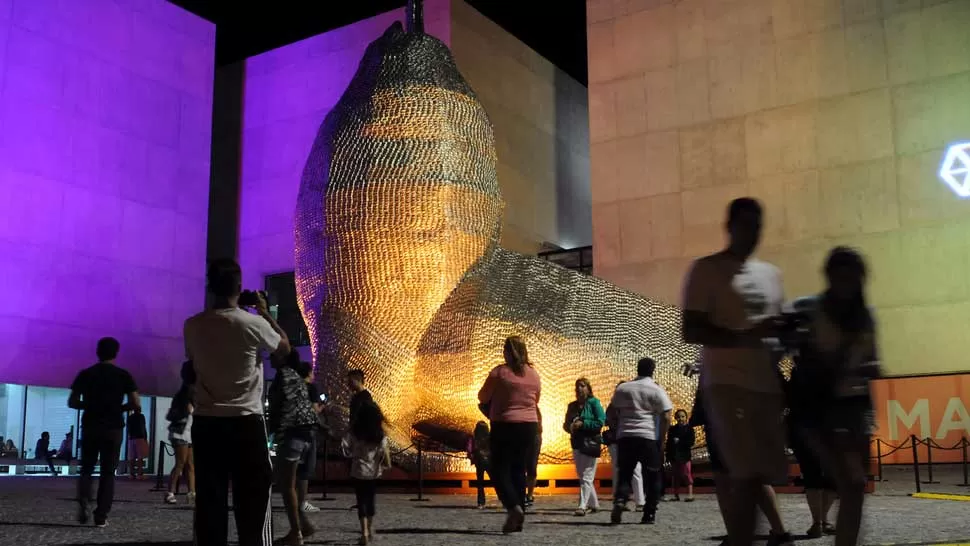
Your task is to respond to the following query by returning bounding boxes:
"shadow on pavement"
[411,504,490,510]
[271,505,351,513]
[378,527,498,536]
[0,521,84,529]
[55,497,168,506]
[58,543,193,546]
[531,520,615,527]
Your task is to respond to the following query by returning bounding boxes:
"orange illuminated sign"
[870,374,970,464]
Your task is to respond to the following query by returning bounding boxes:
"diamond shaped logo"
[939,142,970,198]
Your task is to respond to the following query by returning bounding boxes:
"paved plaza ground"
[0,466,967,545]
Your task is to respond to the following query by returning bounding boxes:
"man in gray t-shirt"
[184,258,290,546]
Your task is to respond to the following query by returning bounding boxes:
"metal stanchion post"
[875,439,884,482]
[960,438,969,487]
[150,441,166,492]
[923,437,939,484]
[410,439,430,502]
[910,435,921,494]
[318,436,335,502]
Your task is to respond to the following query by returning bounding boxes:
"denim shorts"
[278,431,316,480]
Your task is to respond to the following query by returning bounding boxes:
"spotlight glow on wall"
[940,142,970,198]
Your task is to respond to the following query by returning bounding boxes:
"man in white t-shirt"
[607,357,673,525]
[681,197,788,546]
[184,258,290,546]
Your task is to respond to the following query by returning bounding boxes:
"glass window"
[121,395,155,472]
[265,272,310,346]
[153,396,176,475]
[23,386,78,459]
[0,383,26,459]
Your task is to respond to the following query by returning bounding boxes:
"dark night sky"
[169,1,589,86]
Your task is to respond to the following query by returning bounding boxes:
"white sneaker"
[164,493,177,504]
[301,501,320,512]
[187,492,196,505]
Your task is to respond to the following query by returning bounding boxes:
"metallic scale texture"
[295,22,699,469]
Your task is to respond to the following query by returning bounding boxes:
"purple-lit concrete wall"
[0,0,215,395]
[237,1,450,292]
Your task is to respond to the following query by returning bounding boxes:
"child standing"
[341,400,391,545]
[467,421,491,509]
[665,409,695,502]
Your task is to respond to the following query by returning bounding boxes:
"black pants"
[193,415,274,546]
[489,421,538,511]
[614,437,661,515]
[353,479,377,518]
[78,427,123,520]
[43,450,57,473]
[474,463,489,505]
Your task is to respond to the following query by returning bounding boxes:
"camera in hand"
[776,307,814,351]
[777,310,811,335]
[682,362,701,378]
[238,289,267,308]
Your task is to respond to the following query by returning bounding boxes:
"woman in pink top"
[478,336,541,534]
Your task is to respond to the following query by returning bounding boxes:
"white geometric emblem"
[939,142,970,198]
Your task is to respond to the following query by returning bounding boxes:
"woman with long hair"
[341,399,391,545]
[792,247,880,546]
[563,377,605,515]
[477,336,541,533]
[525,360,542,507]
[165,361,196,505]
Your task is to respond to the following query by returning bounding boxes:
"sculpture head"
[295,22,503,425]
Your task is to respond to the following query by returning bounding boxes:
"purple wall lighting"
[0,0,215,395]
[237,0,450,292]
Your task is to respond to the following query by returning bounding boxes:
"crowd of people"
[472,197,880,546]
[61,195,880,546]
[63,258,390,546]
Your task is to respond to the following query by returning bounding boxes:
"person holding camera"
[681,197,789,546]
[184,258,290,546]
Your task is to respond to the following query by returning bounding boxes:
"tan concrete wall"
[452,0,592,254]
[587,0,970,375]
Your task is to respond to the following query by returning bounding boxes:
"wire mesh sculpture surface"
[295,22,700,470]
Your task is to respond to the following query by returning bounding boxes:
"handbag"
[578,433,602,458]
[575,398,602,458]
